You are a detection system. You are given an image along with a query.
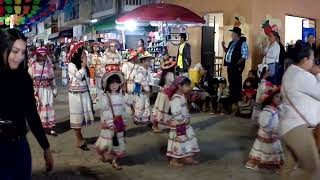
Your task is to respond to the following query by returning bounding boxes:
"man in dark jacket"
[222,27,249,103]
[177,33,191,76]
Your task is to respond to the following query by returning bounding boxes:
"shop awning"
[116,3,205,25]
[94,16,117,33]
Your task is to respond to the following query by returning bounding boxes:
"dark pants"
[218,97,231,113]
[268,63,280,85]
[204,95,218,112]
[276,64,284,85]
[227,66,244,103]
[0,137,32,180]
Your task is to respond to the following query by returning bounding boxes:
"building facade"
[164,0,320,78]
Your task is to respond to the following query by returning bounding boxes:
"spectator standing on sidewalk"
[0,29,53,179]
[262,31,280,85]
[176,33,191,77]
[275,33,286,84]
[222,27,249,103]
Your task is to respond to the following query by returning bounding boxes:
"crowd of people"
[190,24,320,179]
[1,24,320,179]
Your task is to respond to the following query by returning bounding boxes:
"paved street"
[26,71,282,180]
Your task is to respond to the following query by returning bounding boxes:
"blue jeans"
[268,63,279,85]
[0,137,32,180]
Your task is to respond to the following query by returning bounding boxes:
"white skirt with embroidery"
[167,125,200,158]
[36,87,56,128]
[69,91,94,129]
[151,91,171,126]
[95,129,126,158]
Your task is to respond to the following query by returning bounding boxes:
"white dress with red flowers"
[252,79,273,121]
[151,72,174,127]
[68,63,94,129]
[133,65,151,124]
[28,60,57,129]
[95,92,128,158]
[167,94,200,159]
[246,105,284,171]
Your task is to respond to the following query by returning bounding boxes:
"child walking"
[166,76,200,167]
[252,64,273,121]
[245,88,284,172]
[133,51,153,125]
[95,69,127,170]
[151,58,176,132]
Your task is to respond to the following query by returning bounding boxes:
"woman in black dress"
[0,29,54,179]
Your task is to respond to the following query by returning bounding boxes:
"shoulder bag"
[106,93,125,133]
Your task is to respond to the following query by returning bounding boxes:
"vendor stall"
[116,3,205,87]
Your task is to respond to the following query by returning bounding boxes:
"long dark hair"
[290,41,312,64]
[0,29,27,72]
[105,74,121,93]
[70,46,90,79]
[159,66,175,87]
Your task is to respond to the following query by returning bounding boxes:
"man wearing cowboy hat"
[222,27,249,103]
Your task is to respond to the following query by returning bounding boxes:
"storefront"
[163,0,320,78]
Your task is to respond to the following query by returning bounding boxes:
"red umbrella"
[116,3,205,25]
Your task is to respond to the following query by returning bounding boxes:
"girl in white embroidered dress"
[246,89,284,172]
[96,73,128,170]
[151,59,175,132]
[28,48,57,136]
[68,45,94,151]
[166,76,200,167]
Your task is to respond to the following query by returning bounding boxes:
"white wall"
[285,15,304,45]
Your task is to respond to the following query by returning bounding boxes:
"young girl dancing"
[245,88,284,172]
[95,69,127,170]
[166,76,200,167]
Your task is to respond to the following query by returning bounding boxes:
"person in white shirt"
[262,31,280,85]
[280,42,320,180]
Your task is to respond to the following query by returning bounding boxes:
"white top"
[68,63,89,92]
[134,65,150,92]
[28,60,57,96]
[263,41,280,64]
[122,61,138,81]
[164,72,175,87]
[279,65,320,136]
[259,106,279,132]
[100,92,127,128]
[171,94,190,124]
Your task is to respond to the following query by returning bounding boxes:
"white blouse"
[263,41,280,64]
[279,65,320,136]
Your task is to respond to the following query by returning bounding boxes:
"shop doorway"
[285,15,316,46]
[202,13,224,77]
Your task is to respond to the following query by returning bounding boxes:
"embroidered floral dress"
[246,105,284,171]
[167,94,200,158]
[28,59,57,129]
[95,92,128,158]
[133,65,151,124]
[68,62,94,129]
[151,72,174,127]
